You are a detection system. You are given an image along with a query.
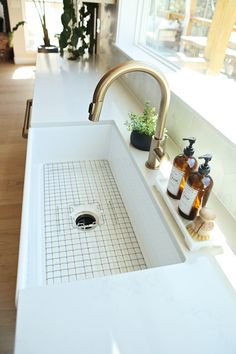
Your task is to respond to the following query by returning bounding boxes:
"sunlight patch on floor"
[12,66,36,80]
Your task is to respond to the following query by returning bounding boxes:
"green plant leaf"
[73,26,82,36]
[12,21,25,32]
[78,46,86,55]
[61,12,71,27]
[59,29,71,48]
[59,0,91,60]
[79,6,86,16]
[8,21,25,47]
[124,101,158,136]
[82,11,90,18]
[71,31,79,47]
[63,0,72,8]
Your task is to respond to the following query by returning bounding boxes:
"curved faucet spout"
[88,60,171,169]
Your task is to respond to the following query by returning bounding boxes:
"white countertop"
[15,53,236,354]
[31,54,102,126]
[31,53,142,128]
[15,257,236,354]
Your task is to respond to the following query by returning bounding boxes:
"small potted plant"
[125,101,158,151]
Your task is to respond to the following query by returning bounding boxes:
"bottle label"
[179,183,198,216]
[167,166,184,196]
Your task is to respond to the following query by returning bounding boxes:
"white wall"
[8,0,36,64]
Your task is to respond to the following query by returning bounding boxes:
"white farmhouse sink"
[17,121,184,298]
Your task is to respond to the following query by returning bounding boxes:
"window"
[24,0,63,51]
[139,0,236,80]
[116,0,236,146]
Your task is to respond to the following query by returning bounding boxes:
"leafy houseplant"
[32,0,50,46]
[8,21,25,48]
[125,101,158,151]
[59,0,90,60]
[0,21,25,62]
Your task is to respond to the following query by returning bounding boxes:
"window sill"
[114,42,236,146]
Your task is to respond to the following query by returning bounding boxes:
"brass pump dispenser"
[178,154,213,220]
[167,137,197,199]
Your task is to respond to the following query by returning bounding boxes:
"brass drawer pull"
[22,99,33,139]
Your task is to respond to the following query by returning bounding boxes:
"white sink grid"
[44,160,146,284]
[17,121,184,298]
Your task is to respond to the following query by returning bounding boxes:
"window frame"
[135,0,236,77]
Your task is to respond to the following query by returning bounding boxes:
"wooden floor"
[0,63,35,354]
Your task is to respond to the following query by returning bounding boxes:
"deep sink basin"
[17,121,184,297]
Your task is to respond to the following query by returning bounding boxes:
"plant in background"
[125,101,158,136]
[32,0,51,46]
[8,21,25,47]
[59,0,90,60]
[0,20,25,62]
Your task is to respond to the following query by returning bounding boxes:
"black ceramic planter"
[130,130,152,151]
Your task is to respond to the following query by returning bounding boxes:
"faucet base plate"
[145,160,160,170]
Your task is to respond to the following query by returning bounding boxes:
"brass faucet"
[88,61,170,169]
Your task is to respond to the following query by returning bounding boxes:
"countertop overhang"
[15,257,236,354]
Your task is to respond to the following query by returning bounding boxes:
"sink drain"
[75,213,97,231]
[70,203,102,231]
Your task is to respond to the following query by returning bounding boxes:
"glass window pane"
[139,0,236,80]
[224,30,236,78]
[195,0,216,19]
[169,0,185,13]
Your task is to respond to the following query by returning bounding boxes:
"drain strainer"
[70,203,103,231]
[75,213,97,230]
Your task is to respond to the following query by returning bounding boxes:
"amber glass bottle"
[178,154,213,220]
[167,137,197,199]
